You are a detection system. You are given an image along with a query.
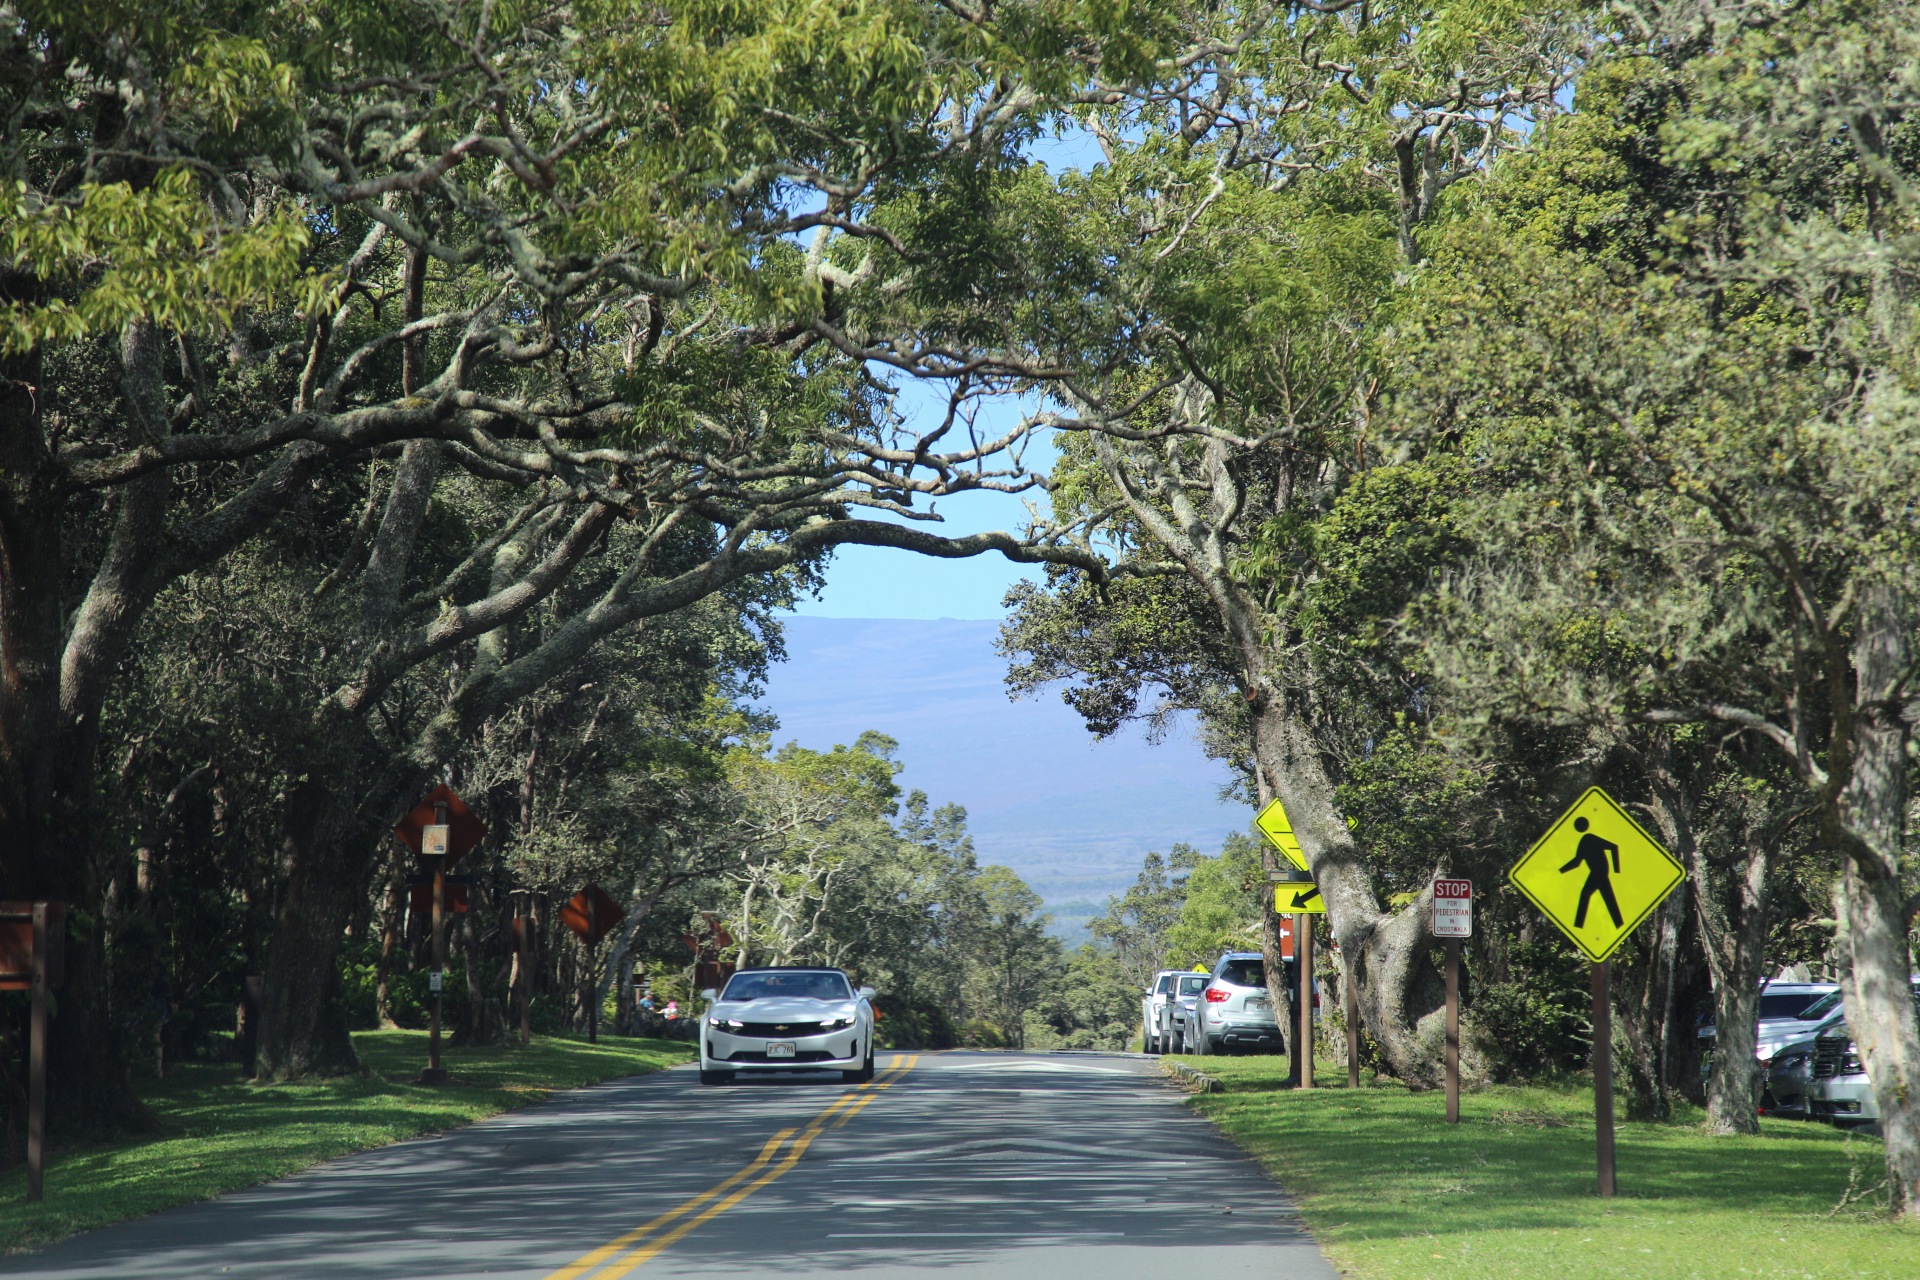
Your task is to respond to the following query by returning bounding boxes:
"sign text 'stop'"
[1432,878,1472,938]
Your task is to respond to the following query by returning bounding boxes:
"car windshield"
[1179,975,1209,995]
[1759,991,1823,1020]
[1218,959,1264,988]
[721,971,851,1001]
[1796,991,1843,1021]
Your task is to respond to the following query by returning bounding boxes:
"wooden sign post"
[1432,878,1472,1124]
[561,884,625,1044]
[2,901,65,1202]
[394,785,486,1084]
[1510,788,1683,1197]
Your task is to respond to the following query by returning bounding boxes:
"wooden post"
[27,902,48,1202]
[1445,938,1460,1123]
[1297,914,1314,1090]
[1344,953,1360,1089]
[587,941,599,1045]
[423,801,449,1084]
[1593,960,1615,1197]
[516,899,532,1048]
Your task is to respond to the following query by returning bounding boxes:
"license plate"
[767,1042,796,1059]
[1246,998,1269,1011]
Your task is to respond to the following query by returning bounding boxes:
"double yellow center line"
[543,1056,918,1280]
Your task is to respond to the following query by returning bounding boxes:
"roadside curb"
[1163,1061,1225,1093]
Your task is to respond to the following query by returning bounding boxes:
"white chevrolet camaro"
[699,966,876,1086]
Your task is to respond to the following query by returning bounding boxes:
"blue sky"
[793,384,1064,620]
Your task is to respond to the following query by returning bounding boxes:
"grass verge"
[1,1029,693,1253]
[1164,1052,1920,1279]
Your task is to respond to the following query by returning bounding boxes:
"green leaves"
[1,170,331,354]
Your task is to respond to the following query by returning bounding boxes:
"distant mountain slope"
[754,616,1243,923]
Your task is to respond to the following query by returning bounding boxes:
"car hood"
[711,997,856,1021]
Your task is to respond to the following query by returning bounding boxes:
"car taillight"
[1204,986,1230,1003]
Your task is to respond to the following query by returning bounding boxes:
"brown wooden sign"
[392,784,487,866]
[561,883,624,948]
[0,901,64,992]
[408,875,472,916]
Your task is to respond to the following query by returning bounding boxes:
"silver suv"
[1184,952,1283,1055]
[1806,982,1920,1132]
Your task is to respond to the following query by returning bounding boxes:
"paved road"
[6,1052,1336,1279]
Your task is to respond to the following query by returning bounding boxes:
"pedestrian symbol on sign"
[1509,787,1684,964]
[1561,817,1623,930]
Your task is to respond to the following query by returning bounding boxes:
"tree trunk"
[373,847,406,1028]
[1610,884,1689,1122]
[256,786,376,1079]
[1255,701,1445,1086]
[1684,801,1773,1135]
[1253,774,1297,1063]
[1833,586,1920,1218]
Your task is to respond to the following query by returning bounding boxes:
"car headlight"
[821,1016,854,1030]
[707,1017,743,1030]
[1775,1054,1808,1073]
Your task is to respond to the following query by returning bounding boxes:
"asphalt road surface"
[6,1051,1337,1280]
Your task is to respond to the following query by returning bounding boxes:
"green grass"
[1165,1052,1920,1279]
[0,1030,693,1253]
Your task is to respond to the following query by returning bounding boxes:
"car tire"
[699,1069,733,1086]
[844,1045,875,1083]
[1193,1027,1210,1056]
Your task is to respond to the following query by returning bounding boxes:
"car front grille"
[1812,1035,1849,1079]
[724,1049,838,1063]
[731,1020,841,1037]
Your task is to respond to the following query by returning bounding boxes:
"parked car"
[1809,1024,1874,1128]
[1141,970,1183,1054]
[1696,981,1838,1065]
[1183,952,1284,1055]
[1160,971,1211,1053]
[698,966,876,1086]
[1805,981,1920,1132]
[1758,1008,1847,1120]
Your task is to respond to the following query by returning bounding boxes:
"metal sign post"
[1510,788,1682,1197]
[1432,878,1472,1124]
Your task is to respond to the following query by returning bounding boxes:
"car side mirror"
[857,986,877,1000]
[700,988,718,1002]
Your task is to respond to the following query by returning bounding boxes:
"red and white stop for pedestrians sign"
[1433,878,1473,938]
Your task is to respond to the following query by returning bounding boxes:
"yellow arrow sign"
[1509,787,1685,963]
[1254,798,1311,872]
[1274,882,1326,915]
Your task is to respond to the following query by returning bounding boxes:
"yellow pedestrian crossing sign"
[1510,787,1685,963]
[1254,798,1310,872]
[1274,882,1326,915]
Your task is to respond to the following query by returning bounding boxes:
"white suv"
[1141,970,1183,1054]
